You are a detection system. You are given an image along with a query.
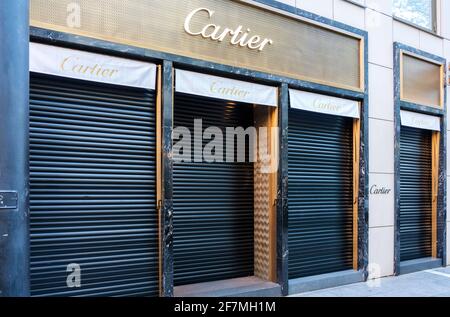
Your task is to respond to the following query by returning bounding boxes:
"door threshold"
[174,276,281,297]
[289,269,364,295]
[400,257,442,275]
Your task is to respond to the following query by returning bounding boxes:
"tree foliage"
[393,0,433,30]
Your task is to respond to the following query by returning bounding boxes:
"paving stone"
[291,268,450,297]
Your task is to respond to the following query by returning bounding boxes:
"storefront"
[0,0,371,296]
[287,91,363,292]
[394,43,447,275]
[172,70,278,294]
[28,43,160,296]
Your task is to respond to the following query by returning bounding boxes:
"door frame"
[285,105,363,279]
[393,42,447,275]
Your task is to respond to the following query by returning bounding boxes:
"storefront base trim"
[400,257,443,275]
[173,276,281,297]
[288,270,364,295]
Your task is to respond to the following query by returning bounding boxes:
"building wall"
[276,0,450,277]
[22,1,447,293]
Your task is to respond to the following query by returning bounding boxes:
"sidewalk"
[292,267,450,297]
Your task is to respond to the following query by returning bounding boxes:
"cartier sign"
[184,8,274,52]
[370,185,391,195]
[30,0,364,91]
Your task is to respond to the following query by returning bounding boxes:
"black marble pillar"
[0,0,30,296]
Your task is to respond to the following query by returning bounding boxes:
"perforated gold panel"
[402,53,442,108]
[30,0,363,91]
[253,106,277,281]
[254,158,271,280]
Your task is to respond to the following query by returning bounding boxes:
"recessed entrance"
[400,126,433,261]
[288,110,355,278]
[173,93,255,286]
[171,70,279,295]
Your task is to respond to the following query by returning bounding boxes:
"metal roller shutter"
[173,93,254,286]
[400,126,432,261]
[288,109,354,279]
[29,73,158,297]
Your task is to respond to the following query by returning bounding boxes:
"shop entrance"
[172,70,278,288]
[29,45,159,296]
[399,126,433,261]
[287,90,360,281]
[173,93,255,286]
[288,110,354,278]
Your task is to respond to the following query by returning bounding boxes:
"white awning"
[30,42,156,89]
[289,89,360,119]
[400,110,440,131]
[175,69,278,107]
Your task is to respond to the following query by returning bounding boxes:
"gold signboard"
[401,52,443,108]
[30,0,364,91]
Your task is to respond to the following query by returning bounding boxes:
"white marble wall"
[276,0,450,274]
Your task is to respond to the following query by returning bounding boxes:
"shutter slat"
[173,93,254,286]
[288,109,354,279]
[400,126,432,261]
[30,73,158,297]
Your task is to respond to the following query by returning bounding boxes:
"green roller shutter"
[288,109,354,279]
[400,126,432,261]
[173,93,254,286]
[29,73,158,296]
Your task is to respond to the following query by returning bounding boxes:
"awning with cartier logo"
[175,69,278,107]
[400,110,440,131]
[289,89,360,119]
[30,42,157,89]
